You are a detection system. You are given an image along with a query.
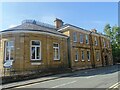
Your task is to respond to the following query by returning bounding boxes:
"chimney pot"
[54,18,64,28]
[91,29,97,33]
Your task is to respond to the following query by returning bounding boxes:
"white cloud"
[40,15,56,25]
[9,24,17,28]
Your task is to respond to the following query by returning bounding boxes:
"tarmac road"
[10,64,120,89]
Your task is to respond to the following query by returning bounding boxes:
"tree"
[104,24,120,63]
[104,24,111,36]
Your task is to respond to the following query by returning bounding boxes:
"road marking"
[15,84,34,88]
[106,82,120,90]
[15,78,76,89]
[86,76,95,78]
[109,82,119,88]
[113,84,119,88]
[51,80,77,88]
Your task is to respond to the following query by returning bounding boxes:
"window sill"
[80,42,83,44]
[54,59,60,61]
[97,59,100,61]
[4,60,14,63]
[81,60,85,62]
[31,62,42,65]
[75,60,78,62]
[31,59,41,61]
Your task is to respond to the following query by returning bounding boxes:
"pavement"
[1,64,120,90]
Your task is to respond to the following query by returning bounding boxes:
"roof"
[1,20,67,37]
[58,23,90,33]
[58,23,110,39]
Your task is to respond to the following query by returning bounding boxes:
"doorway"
[105,55,108,66]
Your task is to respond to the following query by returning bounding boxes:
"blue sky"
[1,2,118,33]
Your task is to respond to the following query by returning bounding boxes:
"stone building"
[0,18,113,74]
[58,18,113,70]
[0,20,68,74]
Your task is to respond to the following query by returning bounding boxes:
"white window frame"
[53,43,60,60]
[30,40,41,61]
[87,50,90,61]
[81,50,84,61]
[80,34,83,43]
[85,35,89,44]
[95,37,98,46]
[75,51,79,61]
[73,32,77,42]
[4,41,14,62]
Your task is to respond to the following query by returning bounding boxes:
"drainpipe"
[89,32,95,68]
[67,37,71,68]
[99,36,104,67]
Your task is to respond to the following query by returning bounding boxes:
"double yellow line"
[107,82,120,90]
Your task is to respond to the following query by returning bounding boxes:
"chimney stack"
[54,18,64,28]
[91,29,97,33]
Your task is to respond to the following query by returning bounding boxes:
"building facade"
[0,20,68,74]
[0,19,113,75]
[57,19,113,70]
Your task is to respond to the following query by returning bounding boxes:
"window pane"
[73,32,77,42]
[32,41,40,45]
[54,48,59,60]
[10,47,14,60]
[32,47,35,59]
[53,43,58,47]
[53,43,60,60]
[54,48,56,59]
[75,51,78,60]
[95,37,97,45]
[5,47,9,61]
[87,51,90,60]
[36,47,40,59]
[5,41,14,61]
[6,42,9,47]
[82,51,84,60]
[56,48,59,59]
[9,41,14,46]
[80,34,83,43]
[86,35,89,44]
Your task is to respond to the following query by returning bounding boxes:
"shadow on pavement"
[65,64,120,77]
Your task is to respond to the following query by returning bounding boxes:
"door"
[105,55,108,66]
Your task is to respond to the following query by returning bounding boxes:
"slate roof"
[2,20,67,37]
[58,23,90,33]
[58,23,109,38]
